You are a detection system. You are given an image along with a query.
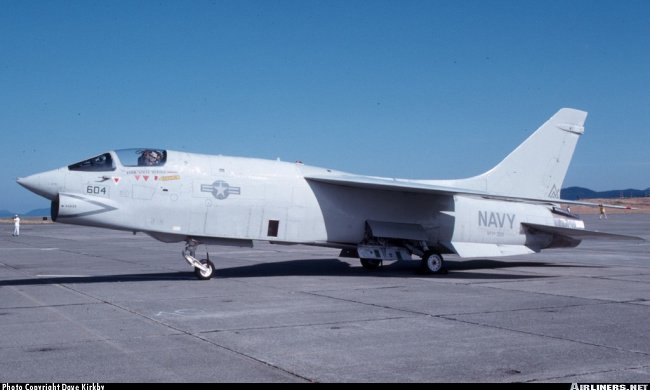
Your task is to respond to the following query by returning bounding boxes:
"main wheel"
[360,258,382,270]
[421,251,444,274]
[194,259,215,280]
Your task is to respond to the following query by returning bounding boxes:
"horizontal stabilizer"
[522,223,644,242]
[557,199,637,210]
[446,242,536,258]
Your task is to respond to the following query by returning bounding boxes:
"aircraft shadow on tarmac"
[215,258,601,280]
[0,258,603,286]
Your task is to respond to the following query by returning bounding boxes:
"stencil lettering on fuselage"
[478,211,516,229]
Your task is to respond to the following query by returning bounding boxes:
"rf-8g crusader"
[18,108,640,280]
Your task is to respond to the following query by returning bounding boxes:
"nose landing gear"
[183,239,215,280]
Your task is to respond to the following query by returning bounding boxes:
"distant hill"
[0,208,50,217]
[24,208,50,217]
[561,187,650,200]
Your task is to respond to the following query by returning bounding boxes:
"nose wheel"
[194,259,215,280]
[183,239,216,280]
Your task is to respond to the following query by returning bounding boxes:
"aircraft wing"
[522,222,645,242]
[305,174,566,205]
[305,175,641,211]
[305,174,489,197]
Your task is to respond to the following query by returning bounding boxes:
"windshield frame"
[68,153,116,172]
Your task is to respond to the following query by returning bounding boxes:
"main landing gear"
[360,258,382,270]
[356,241,447,275]
[183,239,215,280]
[420,251,446,275]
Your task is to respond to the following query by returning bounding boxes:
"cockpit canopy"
[115,149,167,167]
[67,149,167,172]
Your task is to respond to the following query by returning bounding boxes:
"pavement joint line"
[301,285,405,293]
[444,265,650,279]
[6,285,136,356]
[590,275,650,284]
[0,301,103,310]
[58,283,314,383]
[523,363,650,383]
[197,315,413,334]
[411,276,560,286]
[0,333,191,353]
[0,247,60,250]
[470,267,650,279]
[56,248,162,270]
[304,291,438,318]
[306,290,650,357]
[476,282,650,304]
[306,286,615,317]
[0,262,23,272]
[438,314,650,358]
[0,260,113,306]
[307,289,632,319]
[2,242,182,272]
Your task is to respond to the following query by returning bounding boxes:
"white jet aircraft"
[17,108,640,279]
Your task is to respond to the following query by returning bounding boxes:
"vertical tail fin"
[453,108,587,199]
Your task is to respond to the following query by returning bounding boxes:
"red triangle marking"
[154,176,159,181]
[113,177,120,184]
[143,175,149,181]
[135,175,140,181]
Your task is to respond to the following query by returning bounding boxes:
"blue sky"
[2,0,649,213]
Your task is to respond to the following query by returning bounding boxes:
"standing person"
[599,204,607,220]
[12,214,20,236]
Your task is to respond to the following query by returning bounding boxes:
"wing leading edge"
[305,174,637,210]
[305,174,562,205]
[306,174,488,197]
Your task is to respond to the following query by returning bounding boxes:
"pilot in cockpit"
[139,150,162,166]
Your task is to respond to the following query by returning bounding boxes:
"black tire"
[194,259,215,280]
[360,258,382,270]
[421,251,444,274]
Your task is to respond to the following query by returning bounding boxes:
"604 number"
[86,185,107,195]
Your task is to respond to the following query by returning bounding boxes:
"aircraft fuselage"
[20,150,573,256]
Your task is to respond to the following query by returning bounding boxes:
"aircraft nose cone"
[17,175,40,192]
[17,170,63,201]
